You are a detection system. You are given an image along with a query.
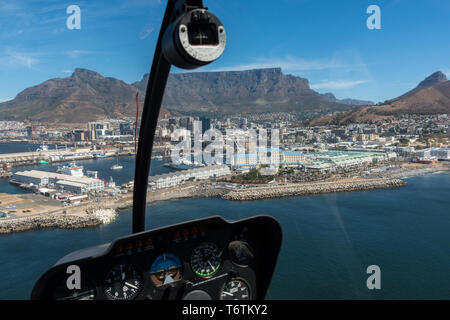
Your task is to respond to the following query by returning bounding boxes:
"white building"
[12,170,104,194]
[149,165,231,190]
[417,147,450,160]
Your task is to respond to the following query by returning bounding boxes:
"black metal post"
[132,1,174,234]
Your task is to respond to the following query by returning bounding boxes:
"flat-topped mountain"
[0,68,353,123]
[134,68,350,117]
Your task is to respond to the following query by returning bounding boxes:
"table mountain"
[134,68,351,118]
[0,68,353,123]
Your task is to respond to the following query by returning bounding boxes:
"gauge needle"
[222,291,233,297]
[208,260,214,269]
[125,282,138,290]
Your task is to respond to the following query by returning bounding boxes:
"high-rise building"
[120,123,133,136]
[200,116,211,134]
[26,126,33,138]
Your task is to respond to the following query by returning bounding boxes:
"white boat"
[57,163,84,177]
[36,145,49,152]
[111,158,123,170]
[168,159,205,170]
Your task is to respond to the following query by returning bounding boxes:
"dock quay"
[0,147,129,168]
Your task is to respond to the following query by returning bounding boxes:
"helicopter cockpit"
[30,0,283,300]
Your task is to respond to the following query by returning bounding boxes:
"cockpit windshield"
[0,0,449,305]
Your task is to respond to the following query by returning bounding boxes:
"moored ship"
[57,162,84,177]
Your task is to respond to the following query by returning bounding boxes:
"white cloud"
[0,48,40,69]
[445,70,450,78]
[310,80,369,90]
[66,50,96,59]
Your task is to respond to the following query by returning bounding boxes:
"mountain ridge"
[310,71,450,125]
[320,92,374,106]
[0,68,355,123]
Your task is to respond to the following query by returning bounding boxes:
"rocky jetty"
[0,213,109,234]
[222,178,407,201]
[0,209,117,234]
[91,209,117,224]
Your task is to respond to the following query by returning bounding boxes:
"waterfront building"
[12,170,105,194]
[303,150,395,171]
[280,151,305,167]
[149,165,231,190]
[256,147,280,166]
[230,153,258,167]
[417,147,450,160]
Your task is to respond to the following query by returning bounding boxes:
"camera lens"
[187,23,219,46]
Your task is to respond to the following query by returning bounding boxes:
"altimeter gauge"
[220,279,251,300]
[104,264,143,300]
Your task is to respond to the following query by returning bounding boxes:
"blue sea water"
[0,144,449,299]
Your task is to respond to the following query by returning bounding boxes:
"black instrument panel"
[31,215,282,300]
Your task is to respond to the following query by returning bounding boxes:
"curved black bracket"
[132,0,205,233]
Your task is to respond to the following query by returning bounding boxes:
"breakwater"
[0,212,115,234]
[221,178,407,201]
[0,179,407,233]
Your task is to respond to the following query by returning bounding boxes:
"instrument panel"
[31,215,282,300]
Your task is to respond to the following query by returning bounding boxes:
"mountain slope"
[310,71,450,125]
[320,92,374,106]
[0,69,137,123]
[0,68,354,123]
[134,68,351,118]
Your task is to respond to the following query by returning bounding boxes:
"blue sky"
[0,0,449,104]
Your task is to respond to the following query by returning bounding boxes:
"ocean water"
[0,145,449,299]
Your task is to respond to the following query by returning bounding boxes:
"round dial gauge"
[220,279,251,300]
[104,264,143,300]
[150,253,182,287]
[191,242,222,278]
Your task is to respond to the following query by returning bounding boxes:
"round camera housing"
[162,9,226,69]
